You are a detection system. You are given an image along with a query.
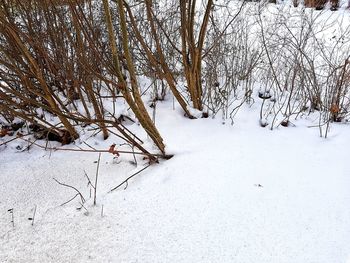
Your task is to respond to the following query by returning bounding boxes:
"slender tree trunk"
[102,0,165,154]
[180,0,213,111]
[5,26,79,140]
[70,7,109,139]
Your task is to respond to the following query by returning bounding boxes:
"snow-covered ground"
[1,2,350,261]
[1,101,350,263]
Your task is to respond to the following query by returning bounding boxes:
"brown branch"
[18,136,173,159]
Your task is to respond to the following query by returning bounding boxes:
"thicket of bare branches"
[0,0,165,159]
[1,0,349,156]
[255,4,350,136]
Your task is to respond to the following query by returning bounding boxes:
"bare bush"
[0,0,165,159]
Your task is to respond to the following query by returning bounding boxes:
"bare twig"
[8,208,14,228]
[60,193,80,206]
[18,137,173,159]
[0,133,31,147]
[28,205,37,226]
[94,153,101,206]
[109,164,151,192]
[84,170,93,188]
[53,178,86,206]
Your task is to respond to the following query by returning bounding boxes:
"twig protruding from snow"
[53,178,86,206]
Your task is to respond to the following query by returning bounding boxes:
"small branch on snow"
[83,153,101,206]
[60,193,80,206]
[18,136,173,159]
[53,178,86,206]
[94,153,101,206]
[0,133,32,148]
[28,205,37,226]
[84,170,94,188]
[109,164,151,192]
[8,208,14,228]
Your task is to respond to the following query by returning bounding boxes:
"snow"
[1,100,350,262]
[1,1,350,262]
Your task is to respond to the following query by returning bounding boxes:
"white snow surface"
[1,102,350,263]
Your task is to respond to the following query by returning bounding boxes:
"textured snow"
[1,102,350,263]
[1,2,350,262]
